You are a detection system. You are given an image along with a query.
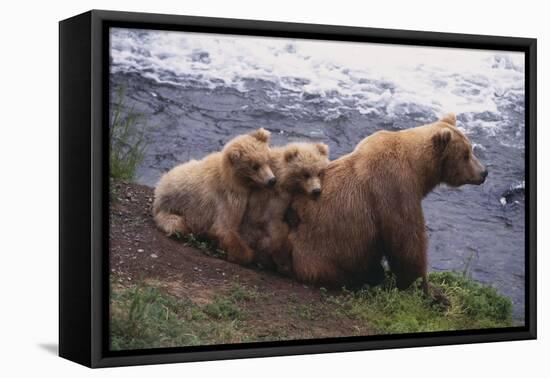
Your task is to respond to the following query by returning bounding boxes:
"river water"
[109,28,526,322]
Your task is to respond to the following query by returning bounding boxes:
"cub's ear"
[439,113,457,127]
[227,149,241,164]
[432,128,452,153]
[284,145,299,162]
[250,128,271,143]
[315,143,329,156]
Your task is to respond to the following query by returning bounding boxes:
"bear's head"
[281,142,330,199]
[224,128,276,188]
[432,114,488,187]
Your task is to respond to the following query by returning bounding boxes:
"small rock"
[150,253,158,259]
[137,248,144,253]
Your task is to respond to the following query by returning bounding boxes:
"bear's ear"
[227,149,241,164]
[432,128,452,153]
[284,145,299,162]
[315,143,329,156]
[439,113,457,127]
[250,128,271,143]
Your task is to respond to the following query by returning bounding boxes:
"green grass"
[110,272,513,350]
[110,86,147,182]
[110,282,258,351]
[323,272,513,334]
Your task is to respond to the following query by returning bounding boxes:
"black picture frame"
[59,9,537,368]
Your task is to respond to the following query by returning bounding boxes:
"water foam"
[110,28,525,137]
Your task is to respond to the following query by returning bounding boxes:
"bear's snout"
[474,168,488,184]
[311,188,321,199]
[304,176,322,198]
[468,154,488,185]
[256,165,276,187]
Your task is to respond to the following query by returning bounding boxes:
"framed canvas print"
[59,10,536,368]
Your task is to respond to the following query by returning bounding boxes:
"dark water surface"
[110,29,526,321]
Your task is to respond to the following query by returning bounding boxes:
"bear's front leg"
[218,229,255,265]
[383,216,450,309]
[383,211,429,291]
[271,236,293,277]
[381,207,442,300]
[211,202,255,265]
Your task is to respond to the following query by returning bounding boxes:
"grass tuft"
[110,86,148,182]
[110,282,250,350]
[323,272,513,334]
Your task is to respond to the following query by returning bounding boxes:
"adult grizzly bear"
[240,142,330,275]
[153,128,275,265]
[288,114,488,300]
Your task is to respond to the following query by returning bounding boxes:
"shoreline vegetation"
[110,86,148,182]
[111,269,513,351]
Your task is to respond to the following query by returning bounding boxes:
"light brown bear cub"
[153,128,275,265]
[239,142,330,275]
[288,114,487,304]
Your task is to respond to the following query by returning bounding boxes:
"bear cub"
[153,128,274,265]
[240,142,330,275]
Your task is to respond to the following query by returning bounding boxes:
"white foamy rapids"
[110,28,525,134]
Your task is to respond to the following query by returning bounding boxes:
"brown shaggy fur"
[288,114,488,299]
[152,128,275,265]
[239,142,330,274]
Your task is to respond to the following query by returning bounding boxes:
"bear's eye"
[463,152,470,161]
[252,164,260,171]
[303,172,311,179]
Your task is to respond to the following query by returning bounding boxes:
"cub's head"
[432,113,488,187]
[224,128,276,188]
[282,142,330,199]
